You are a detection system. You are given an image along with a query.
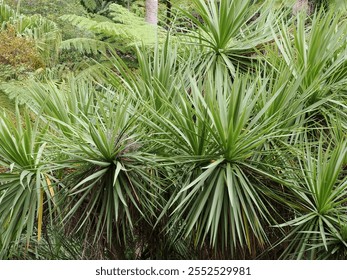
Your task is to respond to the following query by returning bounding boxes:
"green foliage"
[80,0,116,14]
[5,0,84,18]
[0,1,15,22]
[0,89,14,112]
[0,108,58,258]
[0,77,166,258]
[178,0,284,76]
[2,0,347,260]
[264,8,347,136]
[5,0,87,39]
[276,138,347,259]
[0,2,62,66]
[60,3,167,56]
[152,71,288,255]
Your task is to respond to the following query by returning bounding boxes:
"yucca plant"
[141,67,295,258]
[0,107,58,258]
[92,32,329,259]
[262,7,347,151]
[268,8,347,107]
[22,77,98,135]
[108,38,196,114]
[179,0,282,76]
[22,76,166,258]
[2,0,347,261]
[276,136,347,259]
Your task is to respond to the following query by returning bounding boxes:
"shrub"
[0,25,44,72]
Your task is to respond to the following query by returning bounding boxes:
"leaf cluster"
[1,0,347,260]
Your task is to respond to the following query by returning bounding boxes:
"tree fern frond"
[109,3,146,25]
[60,14,97,30]
[60,38,109,55]
[0,80,32,105]
[91,21,129,37]
[61,10,165,51]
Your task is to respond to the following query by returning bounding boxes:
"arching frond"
[60,4,166,56]
[60,38,109,55]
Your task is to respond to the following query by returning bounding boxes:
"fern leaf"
[60,38,109,55]
[108,4,145,25]
[60,15,97,30]
[61,4,167,54]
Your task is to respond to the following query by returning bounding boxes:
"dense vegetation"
[1,0,347,260]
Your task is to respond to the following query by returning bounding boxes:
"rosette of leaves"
[274,136,347,259]
[0,108,58,258]
[24,77,164,258]
[144,67,293,258]
[179,0,282,76]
